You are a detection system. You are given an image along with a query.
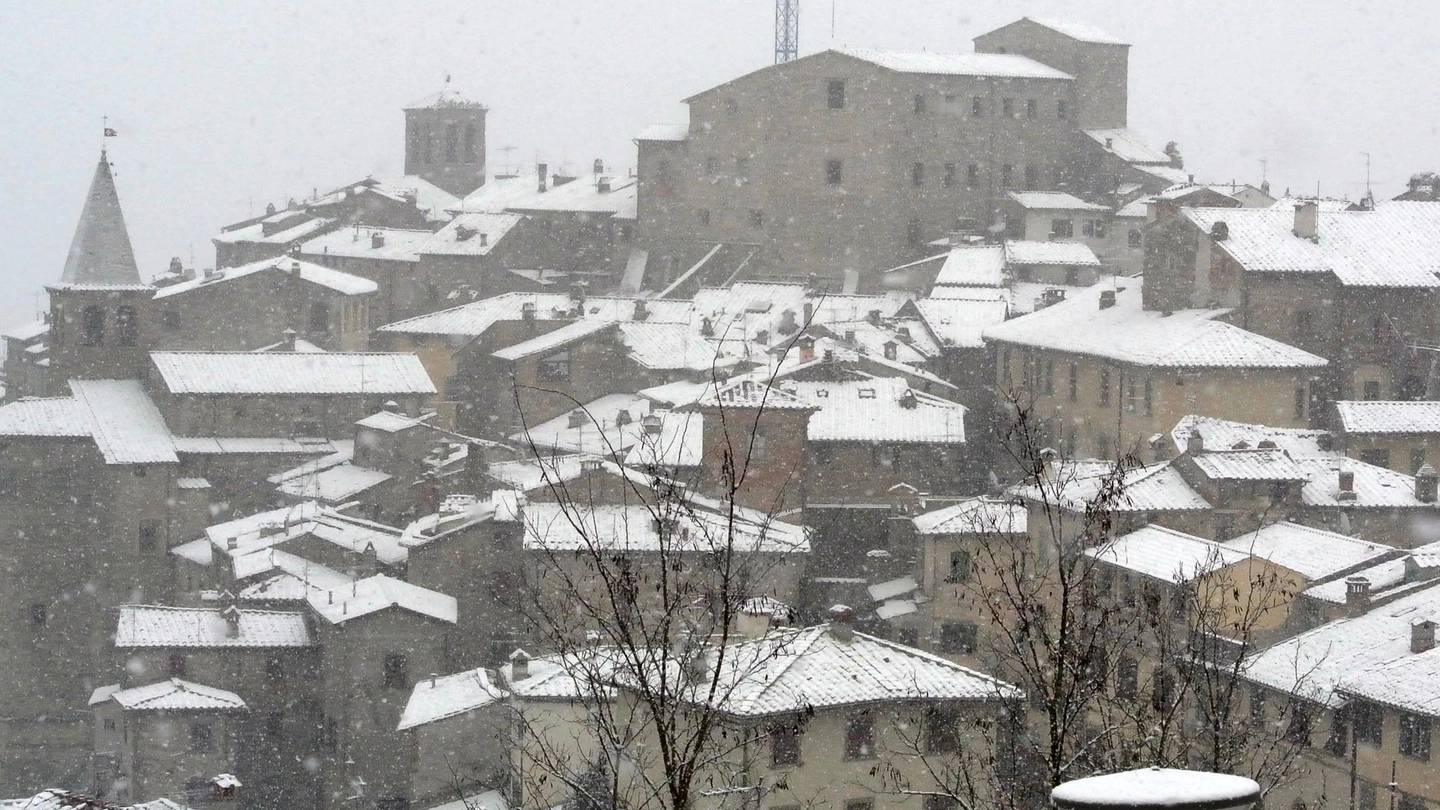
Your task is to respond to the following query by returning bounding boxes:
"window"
[308,301,329,334]
[1026,98,1037,118]
[906,218,924,246]
[81,306,104,346]
[843,711,874,758]
[1292,310,1314,342]
[538,350,570,382]
[266,711,284,739]
[1360,448,1390,468]
[1353,700,1383,747]
[103,718,116,730]
[911,162,924,187]
[1294,385,1308,420]
[189,722,213,752]
[1002,97,1014,117]
[924,706,960,753]
[1042,358,1054,395]
[947,550,971,583]
[444,122,458,163]
[1057,99,1069,119]
[1128,229,1142,248]
[923,798,956,810]
[657,160,672,184]
[1068,361,1078,401]
[1000,164,1013,188]
[1152,667,1174,711]
[971,96,984,117]
[115,306,138,347]
[1116,657,1138,700]
[1363,380,1382,400]
[940,622,977,654]
[770,719,803,766]
[1143,377,1154,416]
[1024,165,1038,190]
[1401,713,1431,761]
[168,653,187,678]
[462,123,477,162]
[266,657,285,681]
[749,209,764,229]
[1287,702,1314,744]
[138,522,158,552]
[698,208,711,226]
[827,79,846,109]
[1082,219,1106,238]
[383,653,408,689]
[966,163,979,187]
[942,163,957,188]
[29,603,46,626]
[1098,366,1111,406]
[913,94,926,114]
[1051,218,1074,238]
[825,159,843,185]
[162,310,180,331]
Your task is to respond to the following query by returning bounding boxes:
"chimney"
[569,282,587,305]
[521,301,537,321]
[823,348,835,363]
[883,341,898,360]
[265,202,277,215]
[289,260,301,275]
[1098,289,1117,310]
[641,414,663,435]
[1185,429,1204,456]
[866,309,881,326]
[1413,618,1437,654]
[633,300,649,321]
[899,389,917,410]
[1315,432,1334,452]
[1418,463,1439,503]
[537,163,548,193]
[371,232,385,249]
[479,232,488,247]
[1338,469,1357,500]
[1210,221,1229,241]
[593,158,604,175]
[282,328,298,351]
[779,309,798,335]
[844,329,856,343]
[700,316,714,337]
[1293,201,1319,241]
[508,648,531,681]
[221,605,241,639]
[1345,576,1371,615]
[828,604,855,643]
[597,176,611,193]
[803,301,814,325]
[567,409,587,429]
[1105,137,1114,150]
[797,337,815,363]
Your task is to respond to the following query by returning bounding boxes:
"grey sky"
[1,1,1436,330]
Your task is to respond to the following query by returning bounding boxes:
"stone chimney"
[866,309,881,326]
[371,232,385,249]
[641,413,663,435]
[537,164,548,193]
[593,158,604,175]
[567,409,587,429]
[1338,469,1357,501]
[508,648,531,681]
[282,328,298,351]
[797,336,815,363]
[1099,289,1117,310]
[828,604,855,643]
[1210,221,1229,241]
[1412,618,1436,654]
[1315,432,1334,452]
[1345,575,1371,615]
[1417,463,1438,503]
[1293,201,1319,241]
[221,605,241,639]
[521,301,537,321]
[778,309,798,335]
[633,299,648,321]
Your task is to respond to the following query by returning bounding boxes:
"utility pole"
[775,0,799,64]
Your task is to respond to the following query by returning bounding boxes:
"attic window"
[858,388,877,399]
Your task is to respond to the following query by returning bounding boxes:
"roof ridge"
[727,626,826,714]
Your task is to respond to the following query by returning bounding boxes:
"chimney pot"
[1098,289,1117,310]
[593,158,604,175]
[633,300,648,321]
[1417,463,1438,503]
[1338,469,1356,497]
[1412,618,1436,654]
[537,164,548,193]
[1345,575,1371,614]
[370,232,385,249]
[1293,201,1320,241]
[1211,221,1229,241]
[828,604,855,642]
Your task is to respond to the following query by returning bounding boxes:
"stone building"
[403,87,488,197]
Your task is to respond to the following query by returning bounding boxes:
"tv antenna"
[775,0,799,63]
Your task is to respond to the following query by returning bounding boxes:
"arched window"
[444,122,458,163]
[81,306,104,346]
[462,122,477,162]
[116,306,138,347]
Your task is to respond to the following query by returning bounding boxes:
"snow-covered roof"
[1004,240,1101,267]
[1337,400,1440,435]
[834,48,1072,80]
[498,174,638,216]
[97,678,247,712]
[1183,203,1440,288]
[910,297,1010,349]
[172,436,342,455]
[934,245,1006,288]
[1006,191,1109,211]
[418,212,525,256]
[0,397,93,437]
[619,322,739,371]
[1,791,194,810]
[1134,164,1191,187]
[3,319,48,342]
[62,155,142,286]
[913,498,1027,535]
[654,623,1022,717]
[512,393,656,456]
[153,256,376,299]
[1018,17,1127,45]
[1295,456,1434,508]
[420,790,508,810]
[1017,459,1211,513]
[115,605,313,648]
[636,123,689,142]
[522,501,809,555]
[405,87,484,109]
[398,667,506,730]
[212,215,333,246]
[299,226,436,263]
[623,410,704,469]
[1221,522,1397,581]
[150,351,435,395]
[783,378,966,443]
[1191,448,1310,481]
[1051,769,1257,810]
[499,647,627,701]
[356,410,434,433]
[694,378,812,411]
[1090,524,1247,584]
[983,280,1328,369]
[1304,557,1411,605]
[378,291,590,337]
[306,574,457,625]
[275,464,393,504]
[492,319,617,362]
[70,379,178,464]
[1083,128,1171,164]
[1170,414,1338,459]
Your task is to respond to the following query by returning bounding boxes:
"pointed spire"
[61,152,141,286]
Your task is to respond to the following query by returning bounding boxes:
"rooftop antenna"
[1361,151,1372,198]
[1259,158,1267,185]
[775,0,799,63]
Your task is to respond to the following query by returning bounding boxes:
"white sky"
[1,0,1436,329]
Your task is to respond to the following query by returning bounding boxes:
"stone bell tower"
[403,83,488,197]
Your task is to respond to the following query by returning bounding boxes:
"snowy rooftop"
[70,379,178,465]
[913,498,1027,535]
[1183,202,1440,288]
[1337,400,1440,435]
[212,215,333,246]
[418,212,525,256]
[909,297,1010,349]
[95,678,247,712]
[1004,240,1102,267]
[636,123,689,142]
[1221,521,1397,581]
[619,322,740,371]
[1295,455,1435,509]
[1017,459,1211,513]
[511,393,656,456]
[1191,448,1310,481]
[355,409,434,433]
[522,501,809,555]
[983,279,1328,369]
[1019,17,1128,45]
[782,377,966,444]
[1050,768,1258,810]
[1090,524,1247,584]
[1082,128,1172,164]
[1170,414,1338,459]
[0,397,93,437]
[492,319,617,362]
[835,48,1072,80]
[2,319,48,342]
[115,605,313,648]
[306,574,457,625]
[623,410,704,469]
[1006,191,1109,211]
[398,667,506,730]
[1,792,193,810]
[933,245,1006,288]
[494,173,637,216]
[152,256,377,299]
[151,351,435,395]
[299,226,437,263]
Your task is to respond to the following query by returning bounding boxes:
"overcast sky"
[1,0,1436,329]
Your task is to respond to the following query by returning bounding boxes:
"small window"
[383,653,408,689]
[168,653,187,678]
[1363,380,1382,401]
[770,719,803,766]
[1353,700,1383,747]
[913,94,926,114]
[29,603,47,626]
[923,706,959,753]
[704,156,718,176]
[943,163,957,188]
[825,159,843,185]
[1151,667,1174,711]
[1024,165,1038,190]
[827,79,846,109]
[845,801,874,810]
[1143,377,1154,416]
[103,718,116,731]
[308,301,329,334]
[266,657,285,681]
[843,711,874,759]
[911,162,924,187]
[444,122,458,163]
[81,306,104,346]
[115,306,138,347]
[1068,361,1078,401]
[1401,713,1431,761]
[1293,310,1314,341]
[1002,97,1014,117]
[138,522,158,552]
[189,722,213,753]
[162,309,181,331]
[1051,218,1074,238]
[947,550,971,583]
[735,156,750,177]
[1057,99,1069,119]
[749,209,764,229]
[1026,98,1037,118]
[906,218,924,246]
[940,622,977,654]
[924,797,957,810]
[538,350,570,382]
[462,123,477,162]
[266,711,284,739]
[1286,702,1314,745]
[1128,229,1143,248]
[1360,448,1390,468]
[1294,385,1308,420]
[1115,657,1138,700]
[966,163,979,187]
[972,96,984,117]
[1000,164,1014,188]
[1100,367,1113,405]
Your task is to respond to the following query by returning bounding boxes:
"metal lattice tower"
[775,0,799,63]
